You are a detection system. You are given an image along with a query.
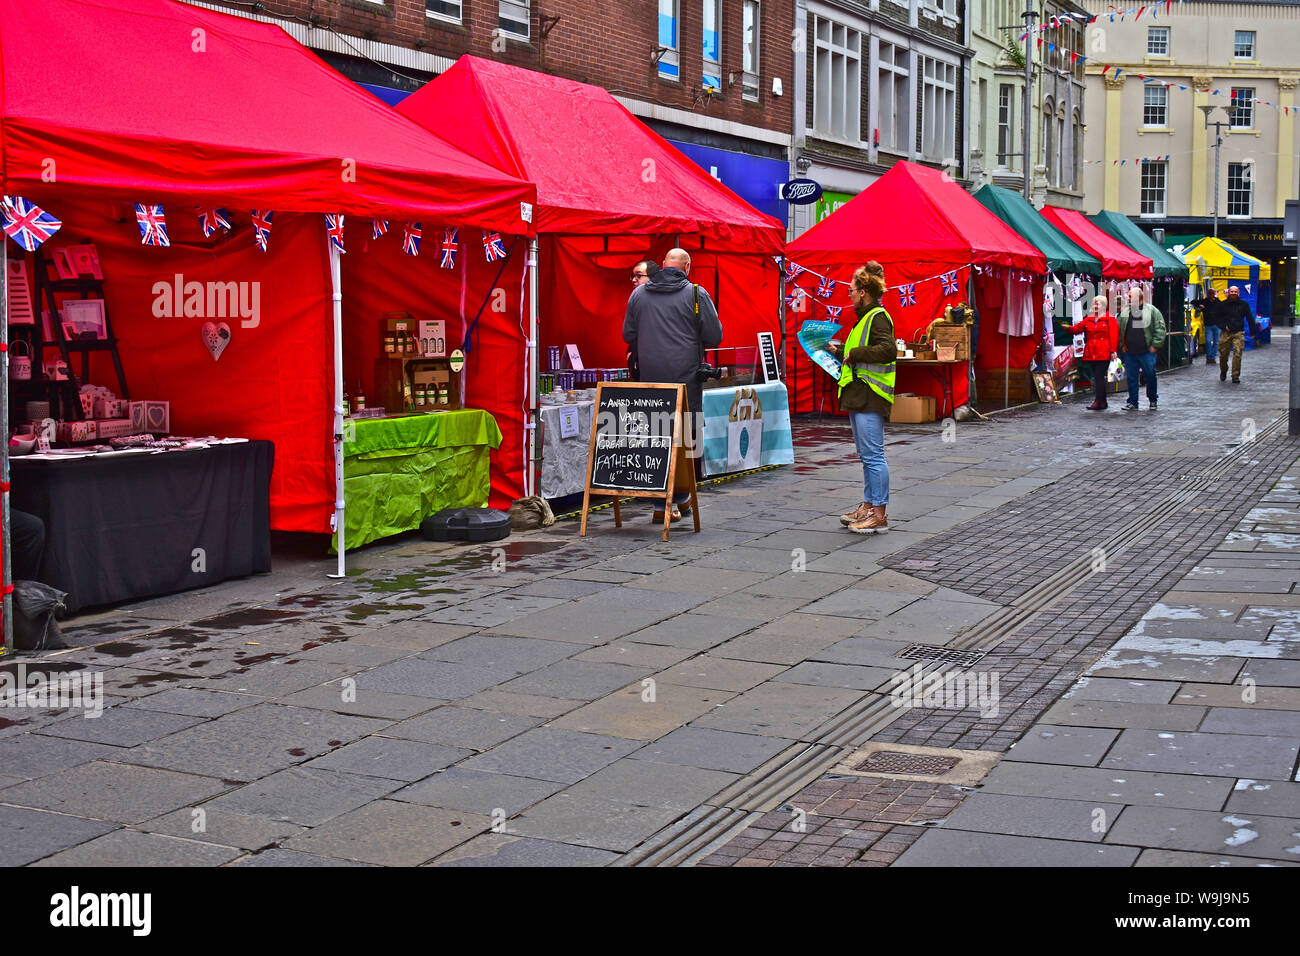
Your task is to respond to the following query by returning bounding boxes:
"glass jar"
[384,333,396,354]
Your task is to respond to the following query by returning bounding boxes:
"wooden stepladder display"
[579,382,700,543]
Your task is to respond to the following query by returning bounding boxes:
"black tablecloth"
[12,441,273,614]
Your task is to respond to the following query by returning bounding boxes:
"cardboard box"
[57,419,96,443]
[95,418,133,439]
[93,398,130,420]
[889,393,936,424]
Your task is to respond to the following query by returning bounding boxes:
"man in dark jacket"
[1217,286,1260,384]
[623,248,723,517]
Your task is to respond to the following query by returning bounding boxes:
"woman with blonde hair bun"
[836,261,897,534]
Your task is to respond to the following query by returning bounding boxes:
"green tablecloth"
[335,409,502,551]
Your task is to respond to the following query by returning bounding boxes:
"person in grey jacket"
[623,248,723,518]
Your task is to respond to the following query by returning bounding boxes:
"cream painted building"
[969,0,1089,208]
[1081,0,1300,317]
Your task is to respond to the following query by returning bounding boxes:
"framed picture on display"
[51,248,77,280]
[68,244,103,279]
[62,299,107,340]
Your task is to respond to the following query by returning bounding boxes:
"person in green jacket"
[1118,285,1166,411]
[836,261,897,534]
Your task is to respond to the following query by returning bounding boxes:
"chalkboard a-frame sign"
[580,382,700,542]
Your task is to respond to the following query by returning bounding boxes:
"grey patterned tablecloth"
[539,401,593,499]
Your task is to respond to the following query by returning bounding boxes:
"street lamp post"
[1021,1,1038,200]
[1199,105,1228,238]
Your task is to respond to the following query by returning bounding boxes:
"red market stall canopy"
[396,56,784,251]
[787,162,1047,275]
[0,0,536,229]
[1,0,539,538]
[1040,207,1152,280]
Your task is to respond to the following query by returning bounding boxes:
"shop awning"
[1089,211,1189,280]
[1177,236,1272,284]
[0,0,536,230]
[788,162,1046,274]
[1040,206,1153,279]
[396,56,784,251]
[974,185,1102,276]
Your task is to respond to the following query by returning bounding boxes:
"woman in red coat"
[1067,295,1120,410]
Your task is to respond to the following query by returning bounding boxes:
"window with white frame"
[1140,160,1167,216]
[1072,111,1082,189]
[702,0,721,91]
[1229,87,1254,128]
[1056,113,1065,185]
[742,0,760,100]
[1227,162,1253,217]
[997,83,1013,167]
[813,18,862,143]
[920,57,956,162]
[1041,103,1052,169]
[1147,26,1169,56]
[499,0,529,39]
[878,42,909,154]
[1234,30,1255,59]
[426,0,461,22]
[658,0,679,80]
[930,0,956,16]
[1143,85,1167,127]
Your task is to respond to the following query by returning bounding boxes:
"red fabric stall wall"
[972,273,1043,374]
[341,231,529,509]
[783,263,972,415]
[33,201,334,532]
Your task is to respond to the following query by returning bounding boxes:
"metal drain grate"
[854,751,958,776]
[898,644,986,666]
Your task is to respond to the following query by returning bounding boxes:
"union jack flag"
[195,207,232,239]
[1,196,61,251]
[897,283,916,307]
[482,231,507,262]
[135,203,170,247]
[372,219,389,240]
[784,260,804,281]
[440,228,459,269]
[402,222,421,256]
[816,275,835,299]
[1069,275,1084,301]
[325,214,346,254]
[786,287,808,311]
[941,270,960,295]
[825,305,843,319]
[251,210,274,252]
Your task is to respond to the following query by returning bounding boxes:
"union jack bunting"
[786,287,808,310]
[1,196,61,251]
[482,231,507,262]
[135,203,170,247]
[250,210,274,252]
[784,260,804,281]
[325,214,346,254]
[816,276,835,299]
[1069,275,1084,301]
[196,207,232,239]
[402,222,421,256]
[941,270,960,295]
[897,283,916,307]
[372,219,389,240]
[825,305,843,319]
[440,227,459,269]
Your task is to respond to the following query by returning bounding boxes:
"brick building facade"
[185,0,797,226]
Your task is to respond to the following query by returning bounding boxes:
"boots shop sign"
[780,179,823,205]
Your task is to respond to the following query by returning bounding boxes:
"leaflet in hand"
[797,320,843,380]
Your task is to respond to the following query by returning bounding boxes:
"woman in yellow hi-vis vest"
[836,262,897,534]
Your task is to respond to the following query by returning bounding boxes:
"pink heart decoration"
[201,321,231,361]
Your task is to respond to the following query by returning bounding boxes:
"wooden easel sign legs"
[579,382,701,542]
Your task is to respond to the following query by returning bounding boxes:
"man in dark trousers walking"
[1217,285,1260,384]
[1193,287,1222,365]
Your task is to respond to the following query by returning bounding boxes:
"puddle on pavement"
[232,652,283,666]
[0,716,32,730]
[198,608,308,630]
[117,671,193,689]
[0,659,87,674]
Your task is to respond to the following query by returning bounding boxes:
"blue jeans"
[850,411,889,507]
[1123,350,1158,405]
[1205,323,1221,356]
